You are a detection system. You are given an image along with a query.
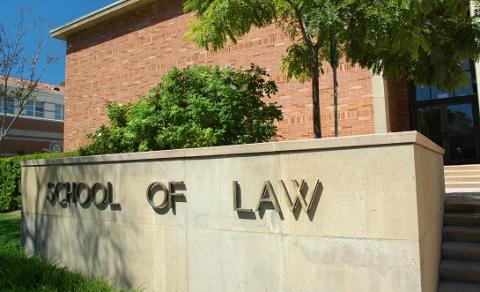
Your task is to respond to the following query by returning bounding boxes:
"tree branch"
[284,0,317,57]
[0,7,57,145]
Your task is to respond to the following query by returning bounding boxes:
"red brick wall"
[64,0,375,151]
[0,138,56,156]
[0,117,64,156]
[2,116,64,133]
[387,80,411,132]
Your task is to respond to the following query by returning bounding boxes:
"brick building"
[0,79,64,156]
[51,0,480,165]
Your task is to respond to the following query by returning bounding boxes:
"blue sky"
[0,0,115,85]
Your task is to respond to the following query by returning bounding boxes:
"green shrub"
[0,152,77,212]
[79,64,283,155]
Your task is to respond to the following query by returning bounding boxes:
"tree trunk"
[312,56,322,138]
[330,29,339,137]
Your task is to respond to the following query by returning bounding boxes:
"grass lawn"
[0,213,121,291]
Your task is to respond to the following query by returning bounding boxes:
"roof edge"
[50,0,159,40]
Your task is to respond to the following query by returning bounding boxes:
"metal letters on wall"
[233,179,323,219]
[47,182,116,210]
[46,178,322,219]
[146,181,186,213]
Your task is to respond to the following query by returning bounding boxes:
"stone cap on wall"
[21,131,444,167]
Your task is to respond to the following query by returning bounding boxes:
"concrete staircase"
[445,165,480,191]
[438,193,480,291]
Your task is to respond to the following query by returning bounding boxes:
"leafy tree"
[331,0,479,134]
[344,0,480,91]
[184,0,330,138]
[79,64,283,155]
[184,0,480,138]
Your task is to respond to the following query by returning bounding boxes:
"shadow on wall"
[21,165,135,289]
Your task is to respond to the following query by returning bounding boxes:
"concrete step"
[445,165,480,172]
[438,280,480,292]
[445,169,480,175]
[445,213,480,226]
[442,241,480,261]
[446,176,480,183]
[444,170,480,178]
[445,170,480,177]
[445,197,480,212]
[446,182,480,189]
[444,226,480,242]
[440,260,480,283]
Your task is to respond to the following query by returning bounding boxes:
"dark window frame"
[408,60,480,164]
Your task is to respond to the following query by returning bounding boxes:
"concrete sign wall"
[21,131,445,292]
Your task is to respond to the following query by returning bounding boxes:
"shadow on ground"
[0,213,121,291]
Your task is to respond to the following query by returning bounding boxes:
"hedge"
[0,152,78,212]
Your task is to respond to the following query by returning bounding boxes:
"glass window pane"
[6,99,14,114]
[416,86,431,101]
[54,104,64,120]
[25,101,34,116]
[446,103,476,160]
[454,71,474,97]
[415,60,476,101]
[431,86,454,99]
[49,142,63,152]
[416,106,443,145]
[34,102,44,118]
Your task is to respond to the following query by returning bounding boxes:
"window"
[25,101,34,116]
[6,99,14,114]
[49,142,63,152]
[415,60,475,101]
[0,98,15,114]
[54,104,64,120]
[34,102,44,118]
[24,101,44,118]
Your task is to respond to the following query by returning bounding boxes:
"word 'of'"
[146,181,186,211]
